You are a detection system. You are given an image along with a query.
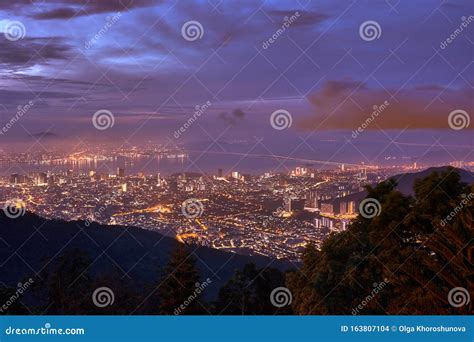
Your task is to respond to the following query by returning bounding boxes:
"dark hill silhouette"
[0,211,291,303]
[335,166,473,205]
[390,166,474,196]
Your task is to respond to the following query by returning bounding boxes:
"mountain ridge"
[0,211,292,301]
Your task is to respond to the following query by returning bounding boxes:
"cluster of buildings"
[0,149,426,261]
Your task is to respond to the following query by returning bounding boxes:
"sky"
[0,0,473,166]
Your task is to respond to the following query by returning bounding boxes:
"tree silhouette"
[0,284,30,314]
[215,263,290,314]
[288,169,473,315]
[156,243,204,315]
[390,173,473,314]
[39,248,93,314]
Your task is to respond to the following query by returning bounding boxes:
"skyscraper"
[306,190,318,209]
[10,174,21,184]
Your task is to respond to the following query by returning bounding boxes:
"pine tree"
[157,243,203,315]
[215,263,290,314]
[288,169,473,315]
[40,248,93,314]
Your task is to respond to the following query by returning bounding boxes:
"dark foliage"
[287,167,473,314]
[1,168,472,315]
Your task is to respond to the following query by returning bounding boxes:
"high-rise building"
[231,171,240,180]
[284,198,305,212]
[348,201,356,215]
[284,197,292,212]
[306,190,318,209]
[322,216,334,229]
[341,220,348,230]
[217,168,223,177]
[293,167,308,176]
[169,180,178,192]
[320,203,334,215]
[339,201,348,214]
[35,172,47,186]
[117,167,125,177]
[10,174,21,184]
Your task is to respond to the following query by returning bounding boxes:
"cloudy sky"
[0,0,472,165]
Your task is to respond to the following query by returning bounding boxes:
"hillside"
[0,211,291,304]
[335,166,473,205]
[390,166,474,196]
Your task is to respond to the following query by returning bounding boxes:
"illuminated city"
[2,146,472,261]
[0,0,472,323]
